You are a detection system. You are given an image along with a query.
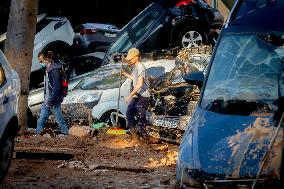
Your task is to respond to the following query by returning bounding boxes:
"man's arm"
[47,69,61,106]
[125,75,144,103]
[121,70,134,80]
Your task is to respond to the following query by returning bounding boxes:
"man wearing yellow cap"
[121,48,150,137]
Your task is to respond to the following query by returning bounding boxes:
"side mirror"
[183,71,204,89]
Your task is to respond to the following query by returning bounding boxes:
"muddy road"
[1,130,179,189]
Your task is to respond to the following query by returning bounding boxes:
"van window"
[201,32,284,116]
[0,64,6,87]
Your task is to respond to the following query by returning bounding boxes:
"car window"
[74,24,84,33]
[201,32,284,115]
[36,18,53,34]
[78,72,127,90]
[107,31,132,59]
[75,64,126,90]
[132,9,160,40]
[72,56,102,76]
[0,63,6,88]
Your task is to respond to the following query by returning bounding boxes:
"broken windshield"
[74,64,127,90]
[201,32,284,115]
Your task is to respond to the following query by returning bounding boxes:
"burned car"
[176,0,284,188]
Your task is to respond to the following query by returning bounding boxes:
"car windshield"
[104,2,162,63]
[75,64,127,90]
[201,32,284,116]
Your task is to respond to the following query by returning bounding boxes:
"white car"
[61,58,177,126]
[0,50,20,182]
[0,13,75,89]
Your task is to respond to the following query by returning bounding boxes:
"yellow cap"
[125,48,140,61]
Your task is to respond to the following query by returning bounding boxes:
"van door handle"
[3,96,9,104]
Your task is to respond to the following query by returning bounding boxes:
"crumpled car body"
[176,0,284,188]
[146,46,211,143]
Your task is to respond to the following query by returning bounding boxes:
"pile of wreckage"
[146,45,212,143]
[38,45,213,141]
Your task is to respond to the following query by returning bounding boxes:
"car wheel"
[0,131,14,183]
[100,110,126,129]
[177,28,208,48]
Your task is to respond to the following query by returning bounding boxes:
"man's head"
[38,51,53,67]
[125,48,140,65]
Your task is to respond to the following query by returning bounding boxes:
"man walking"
[121,48,150,137]
[35,51,69,136]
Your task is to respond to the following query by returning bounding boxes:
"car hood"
[62,90,102,104]
[179,106,283,181]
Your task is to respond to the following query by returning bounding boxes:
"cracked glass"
[201,32,284,115]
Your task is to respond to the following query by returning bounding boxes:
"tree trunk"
[4,0,38,131]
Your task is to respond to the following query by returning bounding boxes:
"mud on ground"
[1,129,179,189]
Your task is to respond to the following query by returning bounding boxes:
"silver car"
[0,49,20,182]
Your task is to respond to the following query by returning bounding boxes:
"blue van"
[176,0,284,188]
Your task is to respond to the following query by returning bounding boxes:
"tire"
[177,28,208,48]
[0,131,14,183]
[100,110,127,129]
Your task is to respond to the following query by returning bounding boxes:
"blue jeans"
[126,95,149,135]
[36,103,68,135]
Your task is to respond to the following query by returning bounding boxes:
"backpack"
[60,68,69,97]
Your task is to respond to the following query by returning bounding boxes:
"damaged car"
[176,0,284,188]
[146,46,211,143]
[103,0,224,65]
[61,57,178,126]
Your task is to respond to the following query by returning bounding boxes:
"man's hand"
[124,95,132,103]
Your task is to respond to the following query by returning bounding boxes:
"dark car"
[103,0,223,64]
[73,23,120,54]
[176,0,284,188]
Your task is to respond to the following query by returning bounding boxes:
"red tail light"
[80,29,97,35]
[175,0,193,7]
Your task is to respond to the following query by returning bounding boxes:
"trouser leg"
[126,97,138,133]
[36,103,51,135]
[136,97,149,134]
[52,104,69,135]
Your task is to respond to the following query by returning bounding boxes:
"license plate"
[154,118,179,129]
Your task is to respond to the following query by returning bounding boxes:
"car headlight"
[79,92,102,103]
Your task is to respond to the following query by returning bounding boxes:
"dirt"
[1,128,179,189]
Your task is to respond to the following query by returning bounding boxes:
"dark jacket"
[45,62,63,106]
